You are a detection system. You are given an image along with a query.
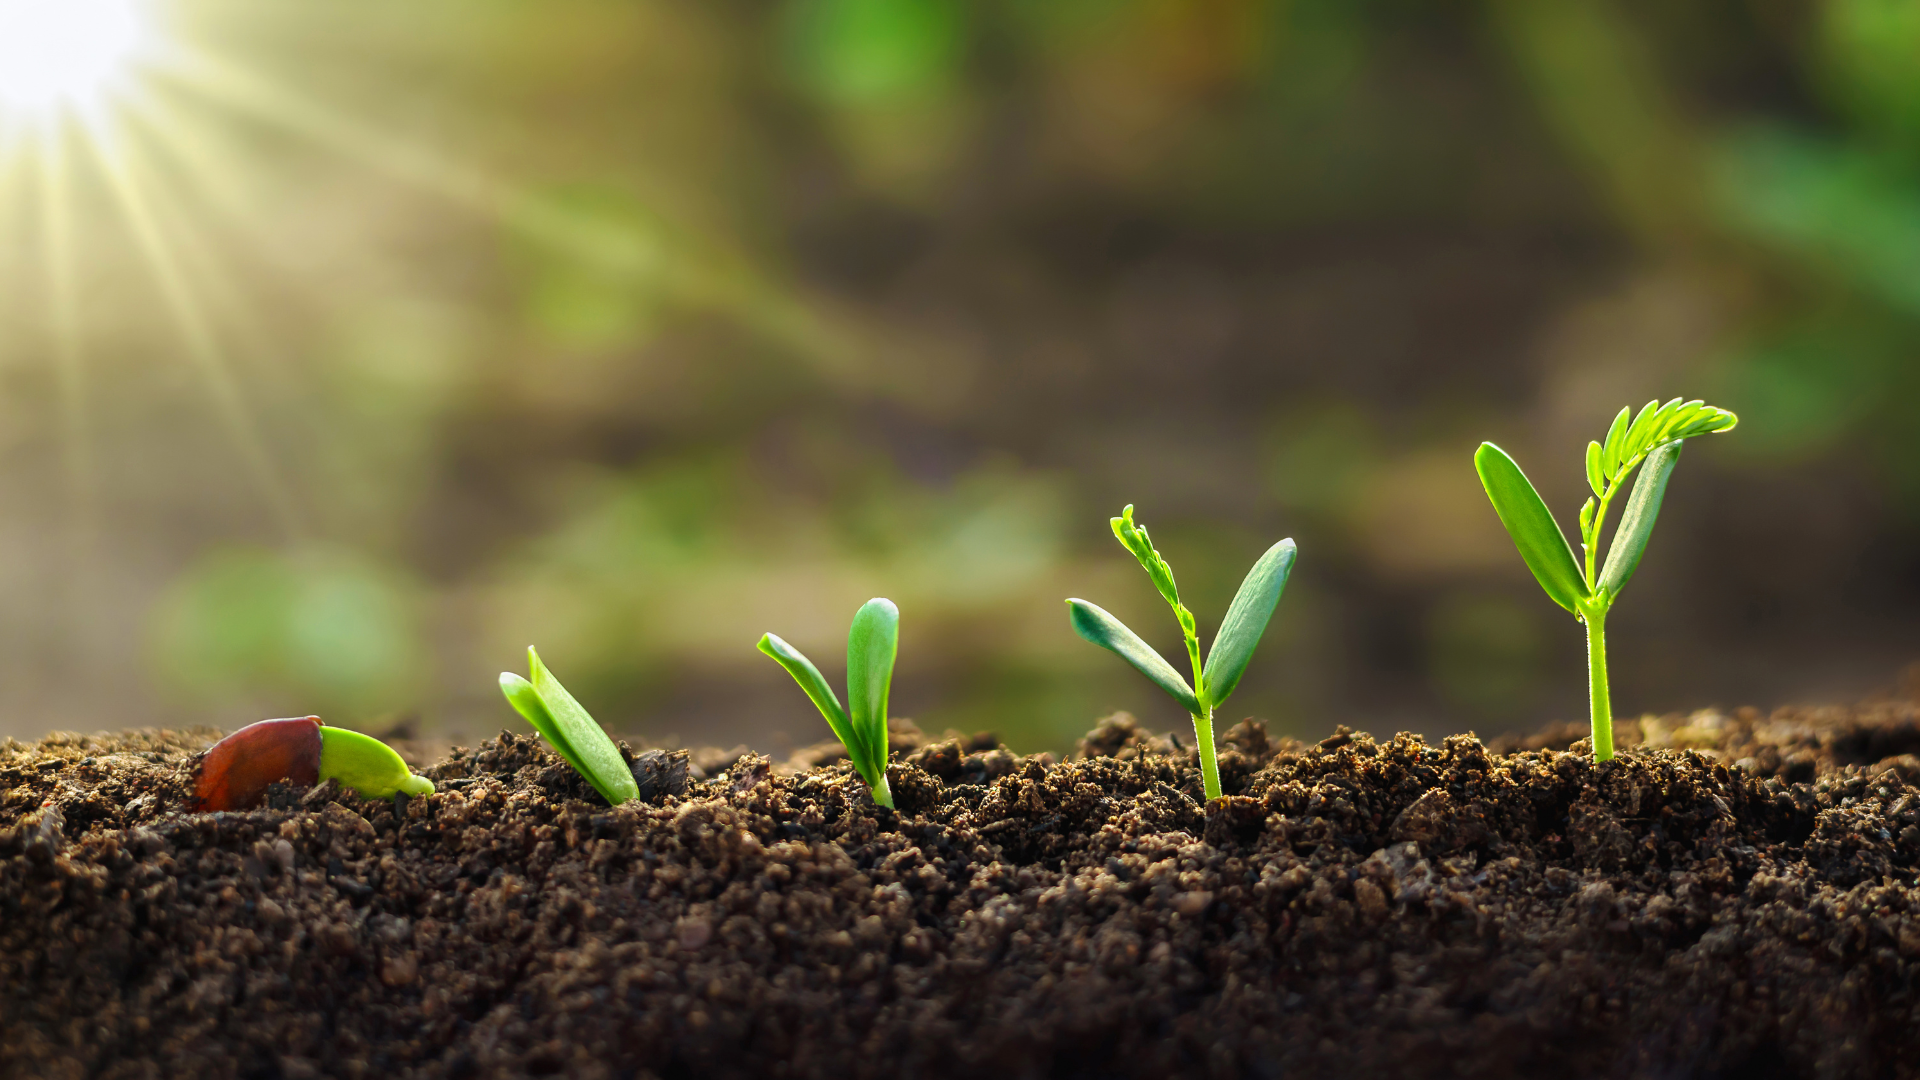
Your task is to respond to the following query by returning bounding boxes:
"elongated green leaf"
[527,648,640,805]
[1068,599,1200,714]
[1202,538,1296,710]
[758,632,860,763]
[1600,406,1632,478]
[1474,443,1590,614]
[1598,439,1682,600]
[845,598,898,778]
[500,673,594,785]
[1584,442,1604,497]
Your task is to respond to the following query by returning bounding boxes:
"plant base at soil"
[6,696,1920,1079]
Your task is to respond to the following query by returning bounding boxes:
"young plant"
[1067,506,1296,801]
[1475,398,1737,762]
[758,598,899,809]
[191,716,435,812]
[499,647,642,806]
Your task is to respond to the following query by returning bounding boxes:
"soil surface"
[8,693,1920,1079]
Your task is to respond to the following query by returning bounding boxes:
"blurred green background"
[0,0,1915,752]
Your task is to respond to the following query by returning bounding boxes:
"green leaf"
[1474,443,1590,614]
[1639,398,1689,453]
[757,632,859,761]
[1600,407,1632,479]
[500,672,593,782]
[1616,399,1662,477]
[317,726,434,800]
[845,598,898,780]
[1598,439,1682,600]
[527,648,640,806]
[1111,505,1191,632]
[1584,441,1605,498]
[1068,599,1200,714]
[1202,538,1296,710]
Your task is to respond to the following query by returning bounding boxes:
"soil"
[8,692,1920,1080]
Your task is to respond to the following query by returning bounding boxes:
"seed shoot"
[190,716,434,812]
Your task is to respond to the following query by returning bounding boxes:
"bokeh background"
[0,0,1915,752]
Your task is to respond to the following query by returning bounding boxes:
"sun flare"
[0,0,156,118]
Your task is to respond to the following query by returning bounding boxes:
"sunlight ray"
[35,123,98,558]
[116,97,290,375]
[76,114,305,539]
[158,52,854,373]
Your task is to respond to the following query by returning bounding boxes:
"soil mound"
[6,697,1920,1079]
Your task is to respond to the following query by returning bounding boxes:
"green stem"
[1583,605,1613,761]
[871,772,895,809]
[1192,710,1221,800]
[1584,486,1617,587]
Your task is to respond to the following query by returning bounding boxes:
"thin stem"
[1183,630,1205,708]
[1583,604,1613,761]
[1191,709,1221,800]
[1584,486,1618,588]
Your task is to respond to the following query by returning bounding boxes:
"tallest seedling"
[1475,399,1737,761]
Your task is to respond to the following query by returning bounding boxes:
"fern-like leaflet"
[1576,399,1738,596]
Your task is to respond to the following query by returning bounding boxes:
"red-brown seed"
[189,716,323,812]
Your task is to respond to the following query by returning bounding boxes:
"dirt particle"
[321,802,373,838]
[1172,890,1212,916]
[381,954,419,986]
[676,916,712,951]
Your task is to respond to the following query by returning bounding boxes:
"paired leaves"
[500,647,642,806]
[1069,507,1296,719]
[1479,398,1737,615]
[759,598,898,808]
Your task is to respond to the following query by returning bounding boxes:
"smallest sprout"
[759,598,899,809]
[191,716,434,813]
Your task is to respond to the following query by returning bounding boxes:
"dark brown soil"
[8,694,1920,1080]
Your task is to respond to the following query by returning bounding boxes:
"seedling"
[1475,398,1737,761]
[758,598,899,808]
[191,716,434,812]
[1067,506,1296,801]
[499,647,643,806]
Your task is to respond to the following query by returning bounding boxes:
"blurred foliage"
[0,0,1915,747]
[152,547,425,723]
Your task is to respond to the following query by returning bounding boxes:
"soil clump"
[7,696,1920,1079]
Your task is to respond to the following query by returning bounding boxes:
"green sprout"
[319,726,437,800]
[1475,398,1738,762]
[758,598,899,809]
[1068,506,1296,801]
[190,715,435,812]
[499,646,642,806]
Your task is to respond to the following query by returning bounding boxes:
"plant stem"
[871,772,895,809]
[1583,605,1613,761]
[1192,710,1221,800]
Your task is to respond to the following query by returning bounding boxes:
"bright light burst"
[0,0,156,118]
